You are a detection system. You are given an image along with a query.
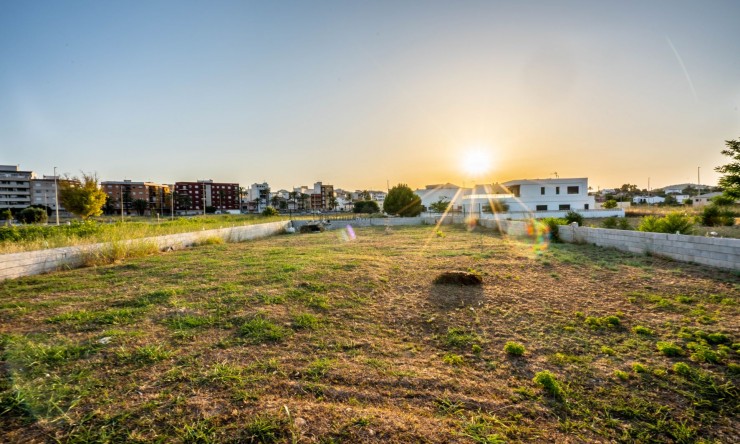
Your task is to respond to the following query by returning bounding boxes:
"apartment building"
[29,175,71,216]
[175,180,239,213]
[310,182,334,211]
[0,165,34,210]
[101,180,171,215]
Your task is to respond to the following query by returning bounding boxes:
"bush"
[18,207,48,224]
[541,217,566,242]
[564,210,583,226]
[353,200,380,214]
[533,370,563,399]
[504,341,525,356]
[602,199,618,209]
[638,212,694,234]
[699,204,735,227]
[656,341,683,357]
[261,206,279,216]
[603,216,631,230]
[384,184,423,216]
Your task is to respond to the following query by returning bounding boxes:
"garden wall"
[0,221,290,281]
[557,224,740,271]
[478,218,739,272]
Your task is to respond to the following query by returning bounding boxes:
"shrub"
[632,325,655,336]
[564,210,583,226]
[699,204,736,227]
[353,200,380,214]
[541,217,566,241]
[638,212,694,234]
[602,199,618,209]
[656,341,683,357]
[602,217,618,229]
[17,207,48,224]
[533,370,563,399]
[503,341,525,356]
[261,206,279,216]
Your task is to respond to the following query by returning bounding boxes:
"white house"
[692,192,724,206]
[459,178,597,215]
[632,195,665,205]
[414,183,469,211]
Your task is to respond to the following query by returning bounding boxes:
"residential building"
[246,182,271,212]
[0,165,34,210]
[461,178,596,214]
[30,175,69,216]
[175,180,239,214]
[310,182,334,211]
[101,180,171,215]
[414,183,469,212]
[632,195,665,205]
[692,192,725,206]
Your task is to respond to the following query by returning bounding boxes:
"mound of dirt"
[433,271,483,286]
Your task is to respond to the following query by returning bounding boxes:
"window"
[540,187,545,195]
[509,185,520,197]
[585,204,589,210]
[559,204,571,210]
[556,186,560,195]
[567,186,579,194]
[536,204,548,211]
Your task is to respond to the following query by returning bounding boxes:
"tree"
[715,137,740,199]
[175,193,192,211]
[18,207,48,224]
[1,208,12,225]
[384,184,423,217]
[102,195,116,215]
[429,197,449,213]
[329,196,338,211]
[262,206,279,216]
[360,190,372,201]
[58,173,107,220]
[132,199,148,216]
[353,200,380,214]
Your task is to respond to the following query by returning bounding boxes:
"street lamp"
[53,166,60,226]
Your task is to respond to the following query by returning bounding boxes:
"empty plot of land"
[1,225,738,443]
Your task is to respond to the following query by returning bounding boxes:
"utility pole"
[53,166,60,225]
[120,185,124,222]
[697,167,701,198]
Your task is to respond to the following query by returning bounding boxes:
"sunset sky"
[2,0,739,191]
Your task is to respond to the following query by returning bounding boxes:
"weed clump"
[240,315,290,343]
[503,341,525,356]
[533,370,563,399]
[656,341,684,357]
[584,315,621,329]
[632,325,655,336]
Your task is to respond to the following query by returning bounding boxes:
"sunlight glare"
[461,148,492,177]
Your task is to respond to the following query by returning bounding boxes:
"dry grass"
[0,225,738,443]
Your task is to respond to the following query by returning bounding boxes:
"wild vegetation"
[1,225,737,442]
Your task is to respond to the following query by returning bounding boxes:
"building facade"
[0,165,34,210]
[174,180,239,214]
[101,180,171,215]
[460,178,596,214]
[30,175,70,216]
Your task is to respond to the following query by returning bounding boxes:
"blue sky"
[2,0,739,191]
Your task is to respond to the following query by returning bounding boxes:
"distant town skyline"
[2,1,739,191]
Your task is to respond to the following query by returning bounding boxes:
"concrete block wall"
[0,221,290,281]
[558,224,740,271]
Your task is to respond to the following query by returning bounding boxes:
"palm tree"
[300,193,309,211]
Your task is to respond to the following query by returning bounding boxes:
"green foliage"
[353,200,380,214]
[58,173,107,220]
[715,136,740,199]
[540,217,566,241]
[444,328,481,348]
[239,315,289,343]
[602,216,631,230]
[656,341,684,357]
[564,210,583,225]
[532,370,563,399]
[132,199,148,216]
[305,358,333,379]
[384,184,423,216]
[429,198,450,213]
[638,212,694,234]
[0,208,11,221]
[632,325,655,336]
[584,315,620,329]
[711,194,737,206]
[699,204,736,227]
[503,341,525,356]
[292,313,319,330]
[241,414,290,443]
[443,353,465,366]
[18,207,48,224]
[261,206,279,216]
[602,199,618,209]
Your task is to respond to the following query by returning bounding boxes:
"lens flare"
[526,219,551,254]
[338,224,357,242]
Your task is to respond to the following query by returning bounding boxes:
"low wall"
[558,224,740,271]
[0,221,290,281]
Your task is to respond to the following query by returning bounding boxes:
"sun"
[461,148,492,177]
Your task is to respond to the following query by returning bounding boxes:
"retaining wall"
[0,221,290,281]
[558,224,740,271]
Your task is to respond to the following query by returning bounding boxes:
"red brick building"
[174,180,239,213]
[101,180,171,215]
